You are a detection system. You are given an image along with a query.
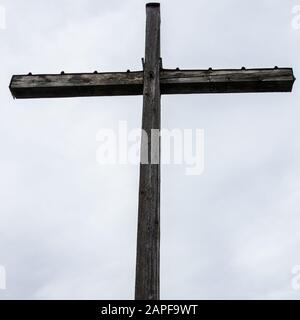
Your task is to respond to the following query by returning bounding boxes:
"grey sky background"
[0,0,300,299]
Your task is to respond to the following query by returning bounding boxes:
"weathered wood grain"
[135,3,161,301]
[160,68,295,94]
[9,72,144,98]
[10,68,295,99]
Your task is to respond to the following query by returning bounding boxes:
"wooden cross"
[10,3,295,300]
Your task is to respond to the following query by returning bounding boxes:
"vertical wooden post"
[135,3,161,300]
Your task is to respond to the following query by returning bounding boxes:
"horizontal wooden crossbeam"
[10,68,295,99]
[160,68,295,94]
[9,72,144,99]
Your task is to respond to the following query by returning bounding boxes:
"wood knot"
[149,71,154,79]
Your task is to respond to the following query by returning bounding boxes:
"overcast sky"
[0,0,300,299]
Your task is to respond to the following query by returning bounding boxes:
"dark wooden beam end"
[146,3,160,7]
